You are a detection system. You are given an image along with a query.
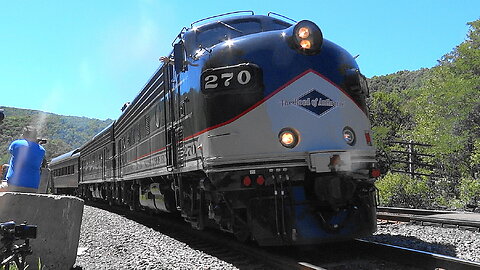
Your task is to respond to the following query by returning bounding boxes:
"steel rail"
[377,206,454,216]
[356,239,480,270]
[377,206,480,230]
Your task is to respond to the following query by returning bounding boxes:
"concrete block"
[37,168,51,194]
[0,192,84,269]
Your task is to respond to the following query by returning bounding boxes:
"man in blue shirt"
[4,126,46,192]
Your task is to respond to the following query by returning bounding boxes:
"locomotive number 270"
[201,64,259,92]
[204,70,251,89]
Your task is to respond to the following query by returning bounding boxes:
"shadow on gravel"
[268,240,425,270]
[83,203,452,269]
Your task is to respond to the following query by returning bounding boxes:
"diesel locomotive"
[50,11,379,245]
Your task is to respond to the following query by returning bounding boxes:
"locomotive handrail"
[171,27,187,47]
[267,12,297,23]
[190,11,254,28]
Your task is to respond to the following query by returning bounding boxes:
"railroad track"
[377,206,480,231]
[376,206,454,222]
[355,239,480,270]
[83,202,480,269]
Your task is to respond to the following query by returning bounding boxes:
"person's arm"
[159,56,173,65]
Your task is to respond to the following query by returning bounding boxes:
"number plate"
[201,63,261,93]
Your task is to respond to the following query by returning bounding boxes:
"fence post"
[408,140,415,179]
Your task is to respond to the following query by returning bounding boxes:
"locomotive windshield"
[184,17,291,57]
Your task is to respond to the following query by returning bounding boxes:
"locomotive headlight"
[300,40,311,49]
[287,20,323,55]
[279,128,300,148]
[298,27,310,39]
[342,127,356,146]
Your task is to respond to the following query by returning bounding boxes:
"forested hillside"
[0,106,113,164]
[367,19,480,208]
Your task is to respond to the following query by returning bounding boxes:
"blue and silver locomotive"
[55,11,379,245]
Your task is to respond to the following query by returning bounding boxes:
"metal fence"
[389,140,437,179]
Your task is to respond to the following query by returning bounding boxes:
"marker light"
[370,168,381,178]
[256,175,265,185]
[242,176,252,187]
[342,127,356,146]
[279,128,299,148]
[365,132,372,146]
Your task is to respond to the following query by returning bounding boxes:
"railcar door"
[164,59,184,170]
[117,139,122,178]
[164,64,176,170]
[165,43,188,211]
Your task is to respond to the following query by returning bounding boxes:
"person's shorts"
[2,183,38,193]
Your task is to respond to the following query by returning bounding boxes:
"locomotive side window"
[186,19,262,55]
[197,20,261,46]
[270,19,291,30]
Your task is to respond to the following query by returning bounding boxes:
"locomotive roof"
[190,14,293,30]
[78,121,114,155]
[117,13,294,124]
[183,14,292,56]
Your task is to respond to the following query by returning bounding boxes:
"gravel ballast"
[75,206,238,270]
[75,206,480,269]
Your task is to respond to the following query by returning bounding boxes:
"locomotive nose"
[286,20,323,54]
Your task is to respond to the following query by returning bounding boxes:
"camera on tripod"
[0,221,37,240]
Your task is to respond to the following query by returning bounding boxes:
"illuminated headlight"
[279,128,299,148]
[343,127,356,146]
[298,27,310,39]
[287,20,323,55]
[299,40,311,49]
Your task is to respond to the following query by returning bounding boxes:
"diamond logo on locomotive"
[281,89,343,116]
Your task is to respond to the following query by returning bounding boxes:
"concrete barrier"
[37,168,51,194]
[0,192,84,269]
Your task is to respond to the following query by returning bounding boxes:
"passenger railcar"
[78,123,116,202]
[57,11,379,246]
[49,149,80,195]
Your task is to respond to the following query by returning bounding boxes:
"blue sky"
[1,0,479,120]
